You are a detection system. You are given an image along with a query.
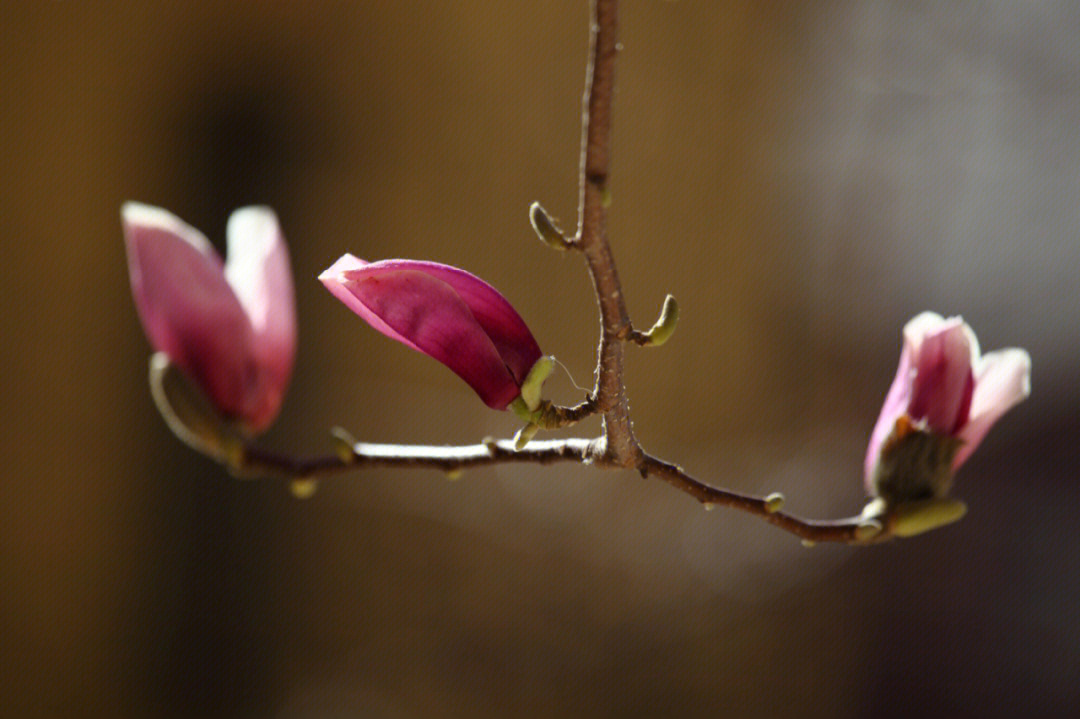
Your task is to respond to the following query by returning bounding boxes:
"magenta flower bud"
[865,312,1031,503]
[122,202,297,434]
[319,255,543,410]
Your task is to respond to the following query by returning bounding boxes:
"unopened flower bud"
[123,203,296,435]
[865,313,1030,505]
[321,256,543,411]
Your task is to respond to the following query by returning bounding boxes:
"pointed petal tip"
[318,253,367,283]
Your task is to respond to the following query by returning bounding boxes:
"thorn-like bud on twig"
[520,355,555,412]
[290,478,318,499]
[764,492,785,513]
[514,423,540,450]
[641,295,679,347]
[481,436,499,456]
[529,202,571,251]
[330,426,358,464]
[890,498,968,537]
[148,352,243,464]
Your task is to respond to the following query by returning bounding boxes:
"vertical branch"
[575,0,640,466]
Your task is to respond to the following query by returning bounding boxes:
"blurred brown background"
[2,1,1077,717]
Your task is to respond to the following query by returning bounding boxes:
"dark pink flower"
[865,312,1030,502]
[122,203,296,433]
[319,255,542,410]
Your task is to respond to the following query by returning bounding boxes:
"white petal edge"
[224,206,290,334]
[122,201,218,261]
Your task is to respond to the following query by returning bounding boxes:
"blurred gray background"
[2,1,1076,717]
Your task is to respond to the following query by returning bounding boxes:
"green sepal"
[891,498,968,537]
[509,396,535,423]
[519,355,554,412]
[148,352,243,467]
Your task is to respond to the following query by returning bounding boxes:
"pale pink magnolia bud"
[319,255,543,410]
[865,312,1031,504]
[122,203,297,434]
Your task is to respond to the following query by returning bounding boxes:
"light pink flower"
[122,203,296,433]
[320,255,542,410]
[865,312,1031,499]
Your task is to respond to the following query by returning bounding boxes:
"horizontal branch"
[639,456,880,544]
[231,437,883,545]
[236,437,595,478]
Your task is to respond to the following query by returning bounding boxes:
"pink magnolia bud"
[865,312,1031,503]
[319,255,543,410]
[122,203,297,434]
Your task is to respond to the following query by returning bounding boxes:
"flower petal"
[321,258,525,409]
[319,255,424,353]
[122,202,258,421]
[348,260,541,385]
[953,348,1032,469]
[225,207,297,431]
[902,311,947,352]
[907,317,975,434]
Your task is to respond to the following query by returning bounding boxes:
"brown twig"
[231,437,881,544]
[236,438,595,478]
[573,0,641,467]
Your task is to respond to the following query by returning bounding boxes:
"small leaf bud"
[290,478,318,499]
[514,423,540,450]
[642,295,679,347]
[529,202,571,251]
[764,492,785,513]
[330,426,358,464]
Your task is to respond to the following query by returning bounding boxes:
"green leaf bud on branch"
[529,202,572,251]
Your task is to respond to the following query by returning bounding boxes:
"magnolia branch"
[228,0,881,545]
[232,438,876,544]
[141,0,902,545]
[573,0,640,466]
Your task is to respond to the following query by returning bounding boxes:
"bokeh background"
[3,1,1078,717]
